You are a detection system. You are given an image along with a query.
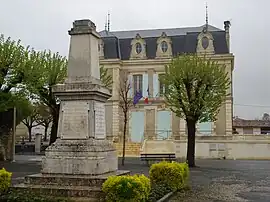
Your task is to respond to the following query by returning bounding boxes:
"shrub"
[102,174,151,202]
[149,161,189,191]
[148,183,172,202]
[0,168,12,194]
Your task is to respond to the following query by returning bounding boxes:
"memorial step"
[24,171,129,186]
[13,184,103,199]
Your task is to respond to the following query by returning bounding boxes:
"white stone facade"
[100,22,234,142]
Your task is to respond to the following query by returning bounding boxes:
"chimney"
[224,20,231,52]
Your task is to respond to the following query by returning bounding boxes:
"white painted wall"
[175,138,270,160]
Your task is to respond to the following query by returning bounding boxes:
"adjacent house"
[233,117,270,135]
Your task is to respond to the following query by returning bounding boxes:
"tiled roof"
[233,118,270,127]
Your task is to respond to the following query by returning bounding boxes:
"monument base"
[13,138,130,201]
[42,138,118,175]
[13,170,130,201]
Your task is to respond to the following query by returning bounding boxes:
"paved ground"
[1,155,270,202]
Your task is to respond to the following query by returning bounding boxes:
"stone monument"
[14,19,129,201]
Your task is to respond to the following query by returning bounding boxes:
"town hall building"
[99,20,234,143]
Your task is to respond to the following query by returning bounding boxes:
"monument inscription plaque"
[61,101,89,139]
[94,101,106,139]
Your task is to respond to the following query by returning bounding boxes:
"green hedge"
[102,174,151,202]
[149,161,189,192]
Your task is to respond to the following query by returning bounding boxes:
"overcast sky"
[1,0,269,119]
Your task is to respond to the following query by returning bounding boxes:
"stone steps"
[114,143,141,156]
[13,171,130,201]
[13,183,103,200]
[25,174,106,187]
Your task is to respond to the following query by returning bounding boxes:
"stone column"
[147,69,154,97]
[215,103,226,135]
[179,118,186,136]
[112,101,120,142]
[145,106,156,139]
[225,97,233,135]
[112,67,120,99]
[172,113,180,140]
[35,133,42,154]
[105,101,113,141]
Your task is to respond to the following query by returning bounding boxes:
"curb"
[157,191,175,202]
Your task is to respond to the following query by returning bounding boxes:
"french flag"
[144,86,149,104]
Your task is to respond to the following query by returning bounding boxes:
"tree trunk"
[186,119,196,167]
[28,126,32,142]
[49,105,60,145]
[44,125,48,142]
[121,113,127,166]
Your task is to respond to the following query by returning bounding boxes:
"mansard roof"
[99,24,229,60]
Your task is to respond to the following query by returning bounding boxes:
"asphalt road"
[1,156,270,202]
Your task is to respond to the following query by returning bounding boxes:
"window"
[161,41,168,53]
[133,74,143,96]
[201,36,209,49]
[243,127,253,134]
[135,43,142,54]
[198,122,212,135]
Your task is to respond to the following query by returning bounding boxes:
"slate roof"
[99,24,229,60]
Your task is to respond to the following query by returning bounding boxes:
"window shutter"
[128,74,133,98]
[142,73,148,97]
[153,73,159,97]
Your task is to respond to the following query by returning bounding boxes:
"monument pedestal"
[42,139,118,175]
[13,19,130,201]
[14,138,129,201]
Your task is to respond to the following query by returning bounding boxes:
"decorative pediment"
[196,28,215,54]
[156,32,172,58]
[130,33,147,59]
[99,39,104,59]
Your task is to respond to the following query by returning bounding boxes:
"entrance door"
[157,110,171,139]
[130,111,145,142]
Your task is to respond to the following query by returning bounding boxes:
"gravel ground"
[169,160,270,202]
[1,156,270,202]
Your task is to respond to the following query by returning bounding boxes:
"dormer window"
[156,32,172,58]
[130,33,147,59]
[135,43,142,54]
[161,41,168,53]
[196,28,215,54]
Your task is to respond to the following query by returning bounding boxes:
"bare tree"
[22,103,44,142]
[118,71,133,166]
[36,104,53,141]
